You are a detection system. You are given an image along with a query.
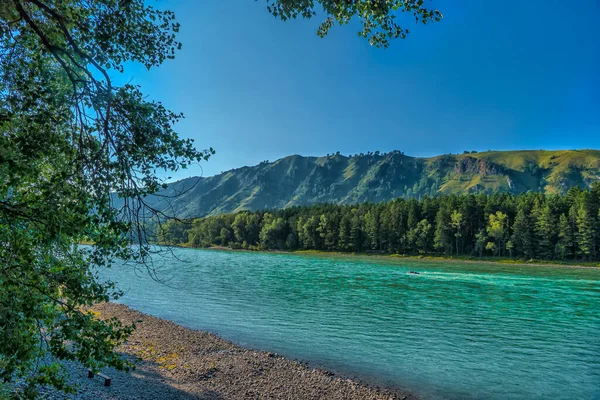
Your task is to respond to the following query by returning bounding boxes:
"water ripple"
[101,249,600,400]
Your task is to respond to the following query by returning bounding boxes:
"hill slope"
[144,150,600,218]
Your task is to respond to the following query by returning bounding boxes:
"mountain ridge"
[145,149,600,218]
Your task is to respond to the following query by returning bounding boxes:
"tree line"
[158,184,600,261]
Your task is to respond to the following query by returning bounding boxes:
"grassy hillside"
[143,150,600,217]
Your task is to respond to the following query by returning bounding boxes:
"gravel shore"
[47,303,416,399]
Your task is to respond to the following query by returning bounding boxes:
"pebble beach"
[45,303,416,400]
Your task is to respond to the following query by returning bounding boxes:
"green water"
[101,248,600,399]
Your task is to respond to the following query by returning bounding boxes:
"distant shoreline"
[189,245,600,270]
[81,241,600,270]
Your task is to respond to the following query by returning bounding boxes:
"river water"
[100,248,600,399]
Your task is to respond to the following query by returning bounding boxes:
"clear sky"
[122,0,599,179]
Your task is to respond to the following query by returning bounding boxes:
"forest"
[158,184,600,261]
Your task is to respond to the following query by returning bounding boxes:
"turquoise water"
[100,249,600,399]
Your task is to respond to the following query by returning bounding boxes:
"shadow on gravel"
[47,353,223,400]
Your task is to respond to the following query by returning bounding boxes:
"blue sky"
[122,0,599,179]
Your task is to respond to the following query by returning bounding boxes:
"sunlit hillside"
[142,149,600,217]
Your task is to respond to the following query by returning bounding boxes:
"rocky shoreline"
[48,303,417,399]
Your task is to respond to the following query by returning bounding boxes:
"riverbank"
[197,245,600,270]
[50,303,414,399]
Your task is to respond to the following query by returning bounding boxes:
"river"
[99,248,600,399]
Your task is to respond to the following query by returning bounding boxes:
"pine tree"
[407,200,420,230]
[392,202,407,253]
[568,205,579,258]
[350,212,363,252]
[557,213,574,259]
[434,207,453,254]
[364,209,381,250]
[576,197,597,260]
[338,213,352,251]
[512,207,535,259]
[535,204,556,259]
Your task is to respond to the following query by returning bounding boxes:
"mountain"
[144,150,600,218]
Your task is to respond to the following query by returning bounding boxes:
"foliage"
[450,210,463,256]
[0,0,212,395]
[486,211,507,256]
[264,0,442,47]
[159,186,600,262]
